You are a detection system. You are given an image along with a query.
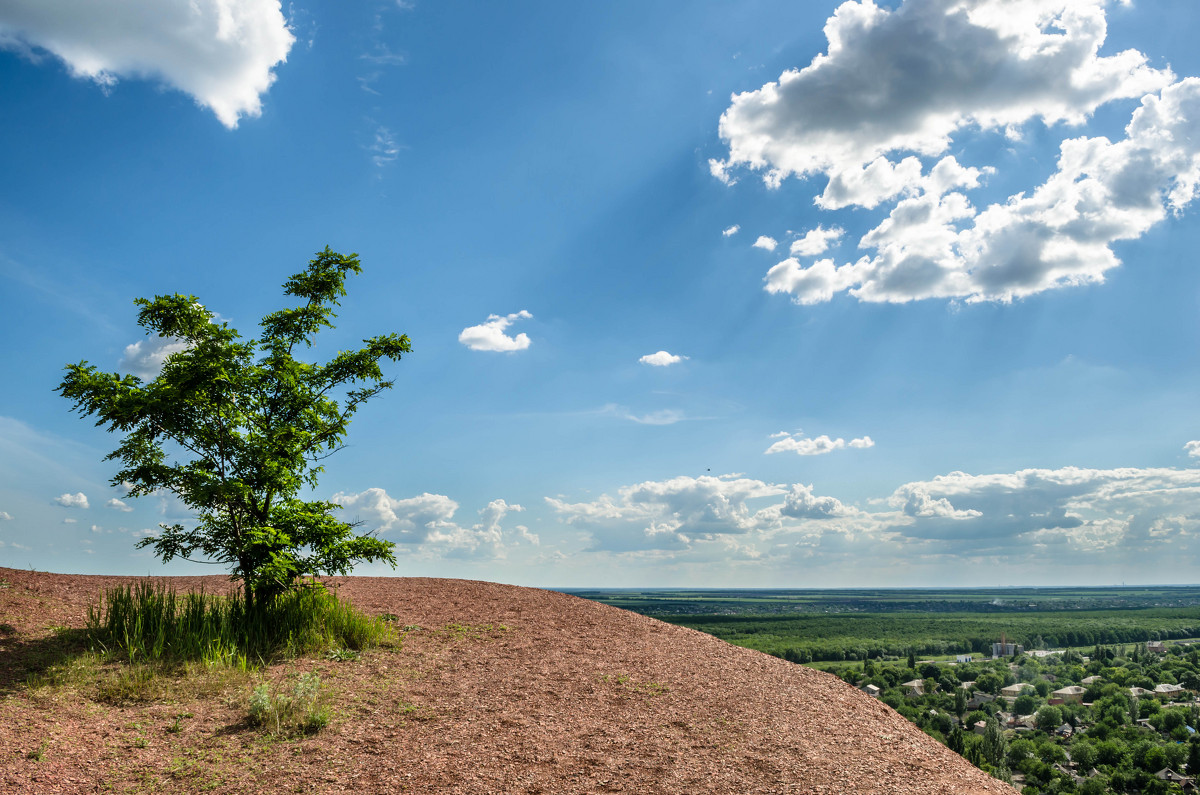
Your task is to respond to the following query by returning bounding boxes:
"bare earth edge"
[0,568,1015,794]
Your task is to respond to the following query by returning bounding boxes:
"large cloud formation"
[545,463,1200,574]
[0,0,294,128]
[715,0,1200,304]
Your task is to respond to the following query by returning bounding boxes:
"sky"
[2,0,1200,588]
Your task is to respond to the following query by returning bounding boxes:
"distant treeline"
[658,610,1200,662]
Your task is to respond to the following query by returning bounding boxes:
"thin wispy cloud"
[367,124,400,170]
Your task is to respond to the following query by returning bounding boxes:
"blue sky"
[2,0,1200,587]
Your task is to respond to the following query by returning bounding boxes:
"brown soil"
[0,567,1015,794]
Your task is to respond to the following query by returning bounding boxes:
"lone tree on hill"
[58,247,409,611]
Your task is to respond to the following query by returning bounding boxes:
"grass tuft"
[248,672,330,735]
[87,579,396,670]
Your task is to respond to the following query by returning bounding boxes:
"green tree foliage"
[1013,692,1039,716]
[1035,705,1063,732]
[1070,738,1098,771]
[981,716,1007,768]
[58,248,410,609]
[954,687,967,716]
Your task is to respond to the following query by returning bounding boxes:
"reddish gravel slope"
[0,568,1015,794]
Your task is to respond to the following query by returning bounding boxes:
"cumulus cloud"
[120,335,189,380]
[1185,441,1200,458]
[331,489,535,557]
[713,0,1170,189]
[639,350,687,367]
[714,0,1200,304]
[778,483,854,519]
[722,224,741,237]
[752,235,778,251]
[765,431,874,456]
[547,474,789,552]
[0,511,11,521]
[546,462,1200,575]
[886,466,1200,551]
[0,0,295,128]
[106,498,134,512]
[54,492,88,509]
[458,310,533,352]
[790,225,845,257]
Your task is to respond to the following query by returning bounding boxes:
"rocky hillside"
[0,568,1015,793]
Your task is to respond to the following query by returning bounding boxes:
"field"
[570,586,1200,662]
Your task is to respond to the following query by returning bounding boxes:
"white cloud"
[778,483,854,519]
[885,466,1200,554]
[331,489,534,557]
[120,335,189,380]
[62,517,77,524]
[106,498,134,512]
[547,474,789,552]
[367,123,399,169]
[713,0,1170,190]
[0,0,295,129]
[459,310,533,352]
[752,235,778,252]
[545,462,1200,574]
[1187,441,1200,458]
[790,225,845,257]
[715,0,1200,305]
[722,224,741,237]
[639,350,687,367]
[54,492,88,509]
[765,431,874,456]
[0,511,11,521]
[598,404,686,426]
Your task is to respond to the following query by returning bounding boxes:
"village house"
[1147,641,1166,654]
[1154,683,1185,698]
[1051,685,1086,704]
[966,692,996,710]
[861,683,881,698]
[1000,683,1033,699]
[1155,768,1195,790]
[902,679,925,697]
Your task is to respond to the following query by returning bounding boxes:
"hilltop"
[0,568,1013,793]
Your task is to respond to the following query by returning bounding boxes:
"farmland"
[570,586,1200,662]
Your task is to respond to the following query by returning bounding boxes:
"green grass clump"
[248,672,329,735]
[87,580,396,669]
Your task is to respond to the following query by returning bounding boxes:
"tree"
[1035,705,1063,732]
[982,716,1007,768]
[58,248,410,611]
[1013,692,1039,716]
